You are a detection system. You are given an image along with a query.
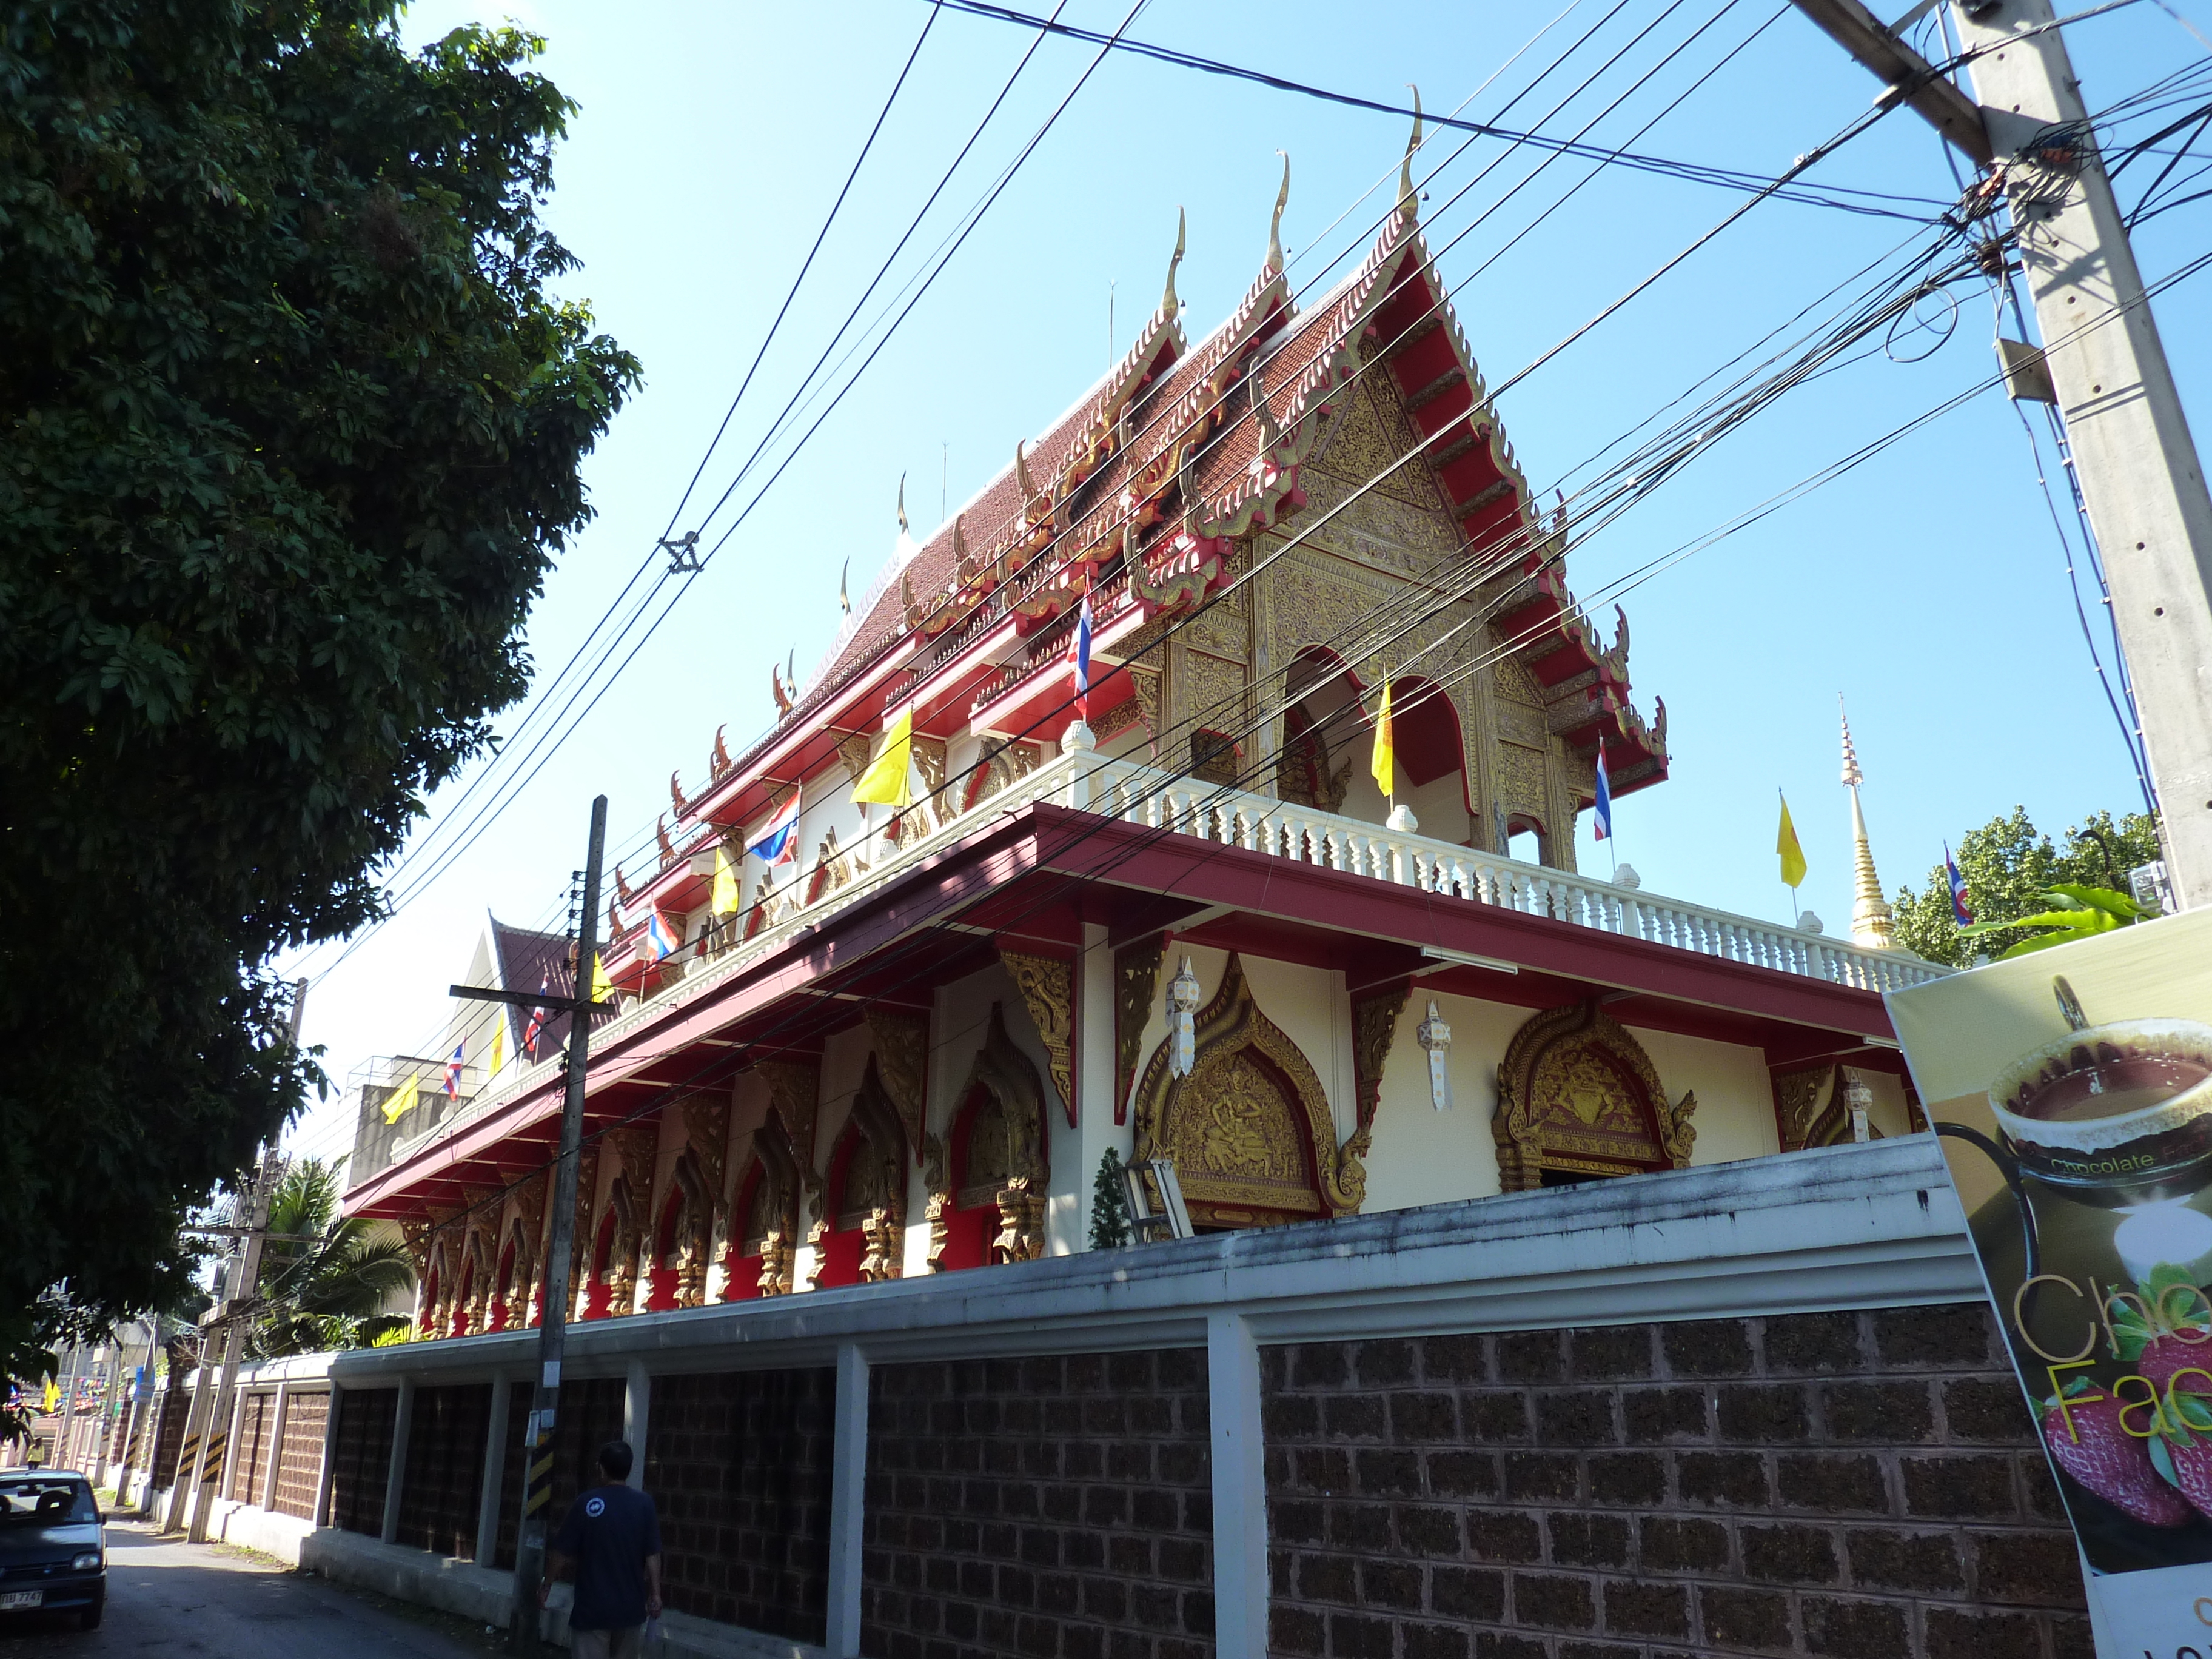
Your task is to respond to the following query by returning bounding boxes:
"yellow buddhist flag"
[851,707,914,809]
[590,952,614,1007]
[1369,679,1395,799]
[42,1379,58,1414]
[381,1071,420,1124]
[710,843,740,916]
[488,1017,505,1078]
[1777,790,1808,889]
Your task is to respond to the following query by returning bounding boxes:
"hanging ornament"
[1416,1000,1453,1112]
[1167,957,1203,1078]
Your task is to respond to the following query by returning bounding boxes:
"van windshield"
[0,1478,98,1524]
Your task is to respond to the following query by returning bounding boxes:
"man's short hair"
[597,1439,634,1481]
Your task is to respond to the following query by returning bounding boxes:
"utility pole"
[454,796,606,1654]
[52,1338,85,1470]
[110,1316,163,1507]
[90,1330,126,1490]
[186,1145,281,1541]
[1790,0,2212,907]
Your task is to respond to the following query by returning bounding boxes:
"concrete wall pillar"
[1207,1310,1267,1659]
[475,1375,512,1564]
[823,1342,869,1658]
[380,1379,415,1545]
[621,1360,650,1490]
[314,1385,343,1527]
[260,1383,289,1510]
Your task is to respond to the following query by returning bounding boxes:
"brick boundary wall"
[860,1350,1216,1659]
[150,1386,189,1492]
[397,1383,492,1558]
[272,1389,329,1520]
[229,1390,273,1503]
[329,1387,398,1537]
[494,1375,626,1570]
[1261,1302,2089,1659]
[644,1368,835,1640]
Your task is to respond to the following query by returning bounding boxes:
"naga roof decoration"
[642,137,1667,944]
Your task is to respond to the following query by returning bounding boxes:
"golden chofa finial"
[896,471,910,536]
[1161,206,1186,318]
[1014,438,1040,504]
[1398,85,1424,226]
[1267,151,1291,273]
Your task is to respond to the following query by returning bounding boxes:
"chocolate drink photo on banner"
[1888,905,2212,1654]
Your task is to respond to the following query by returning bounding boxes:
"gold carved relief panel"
[1131,954,1363,1227]
[1493,1003,1697,1191]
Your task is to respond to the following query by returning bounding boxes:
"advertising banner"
[1888,906,2212,1654]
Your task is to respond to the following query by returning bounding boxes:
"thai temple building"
[266,138,2083,1659]
[341,152,1942,1310]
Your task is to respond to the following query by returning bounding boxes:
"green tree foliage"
[0,2,637,1415]
[251,1157,415,1356]
[1091,1148,1132,1249]
[1891,808,2162,966]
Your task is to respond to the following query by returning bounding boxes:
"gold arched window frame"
[1493,1001,1697,1191]
[1131,953,1365,1225]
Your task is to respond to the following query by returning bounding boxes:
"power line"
[931,0,1952,218]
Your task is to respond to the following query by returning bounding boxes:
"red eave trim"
[343,808,1056,1218]
[347,799,1885,1218]
[1019,805,1893,1039]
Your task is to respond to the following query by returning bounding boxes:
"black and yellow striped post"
[509,797,605,1654]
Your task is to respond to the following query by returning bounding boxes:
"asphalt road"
[0,1520,501,1657]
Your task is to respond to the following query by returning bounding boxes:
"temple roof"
[665,142,1668,892]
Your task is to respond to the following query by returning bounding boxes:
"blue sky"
[279,0,2212,1162]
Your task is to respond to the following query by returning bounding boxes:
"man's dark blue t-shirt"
[552,1482,662,1631]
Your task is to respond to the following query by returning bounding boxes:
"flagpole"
[1778,786,1800,927]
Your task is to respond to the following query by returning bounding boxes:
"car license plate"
[0,1591,42,1609]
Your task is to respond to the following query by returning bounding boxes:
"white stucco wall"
[1626,1024,1781,1167]
[1357,997,1783,1216]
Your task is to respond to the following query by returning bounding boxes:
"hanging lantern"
[1167,957,1203,1078]
[1416,1000,1453,1112]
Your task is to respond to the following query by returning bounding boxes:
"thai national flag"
[1067,591,1094,722]
[523,974,548,1057]
[443,1042,465,1098]
[749,788,802,868]
[1945,843,1973,926]
[645,910,679,963]
[1592,736,1613,842]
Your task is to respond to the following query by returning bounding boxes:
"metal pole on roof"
[511,794,607,1655]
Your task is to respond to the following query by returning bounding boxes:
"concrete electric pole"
[1792,0,2212,908]
[446,796,606,1654]
[185,1145,282,1542]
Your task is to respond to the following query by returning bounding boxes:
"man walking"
[540,1440,663,1658]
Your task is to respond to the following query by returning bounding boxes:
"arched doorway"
[490,1225,525,1334]
[1276,648,1359,813]
[929,1004,1050,1271]
[1131,954,1365,1230]
[644,1153,716,1312]
[419,1244,445,1339]
[1385,674,1473,841]
[580,1176,636,1320]
[809,1059,908,1289]
[723,1118,801,1299]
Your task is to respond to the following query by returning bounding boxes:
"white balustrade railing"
[1061,747,1945,996]
[373,740,1939,1184]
